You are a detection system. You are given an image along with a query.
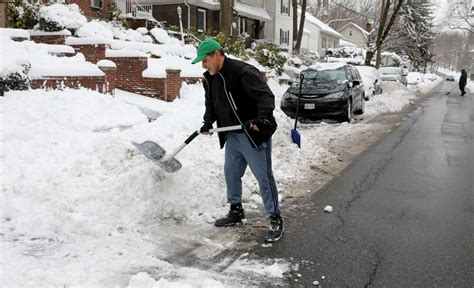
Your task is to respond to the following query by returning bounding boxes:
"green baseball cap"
[191,38,222,64]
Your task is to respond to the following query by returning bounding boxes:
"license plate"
[304,103,315,110]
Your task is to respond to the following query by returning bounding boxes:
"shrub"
[99,2,128,28]
[214,32,249,60]
[251,42,287,76]
[1,64,31,93]
[38,3,87,33]
[6,0,40,29]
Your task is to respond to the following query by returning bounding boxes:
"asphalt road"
[253,89,473,287]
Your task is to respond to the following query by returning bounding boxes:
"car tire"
[342,99,352,122]
[355,97,365,115]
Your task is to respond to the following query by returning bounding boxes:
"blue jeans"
[224,132,280,216]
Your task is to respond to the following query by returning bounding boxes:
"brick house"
[125,0,272,41]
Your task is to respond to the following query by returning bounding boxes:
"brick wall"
[98,66,117,95]
[31,76,108,93]
[70,43,107,63]
[30,35,67,45]
[67,0,114,19]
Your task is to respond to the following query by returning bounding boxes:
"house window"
[280,29,289,45]
[281,0,290,15]
[197,9,206,32]
[239,17,246,34]
[334,40,337,47]
[322,37,327,49]
[91,0,102,9]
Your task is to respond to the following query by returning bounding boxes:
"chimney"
[365,23,373,33]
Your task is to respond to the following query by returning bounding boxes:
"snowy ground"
[0,71,453,286]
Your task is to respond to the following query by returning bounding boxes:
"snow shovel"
[446,86,457,95]
[291,73,304,148]
[132,124,243,173]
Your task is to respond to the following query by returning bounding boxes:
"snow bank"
[39,4,87,31]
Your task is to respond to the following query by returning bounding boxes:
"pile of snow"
[0,34,102,77]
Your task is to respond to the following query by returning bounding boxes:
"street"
[253,88,473,287]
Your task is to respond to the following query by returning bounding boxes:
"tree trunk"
[365,0,405,67]
[294,0,307,54]
[292,0,298,47]
[220,0,234,37]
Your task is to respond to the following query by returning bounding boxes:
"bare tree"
[433,31,471,71]
[446,0,474,33]
[220,0,234,37]
[364,0,404,67]
[294,0,308,53]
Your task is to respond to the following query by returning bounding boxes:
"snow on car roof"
[308,62,347,71]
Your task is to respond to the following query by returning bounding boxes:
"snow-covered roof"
[298,9,342,39]
[235,2,272,22]
[339,39,357,47]
[339,22,370,39]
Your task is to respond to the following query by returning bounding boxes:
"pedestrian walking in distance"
[192,38,283,242]
[459,69,467,96]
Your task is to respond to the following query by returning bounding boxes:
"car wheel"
[355,97,365,115]
[342,99,352,122]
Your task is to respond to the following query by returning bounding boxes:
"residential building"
[264,0,292,53]
[133,0,272,41]
[298,9,342,57]
[338,22,371,48]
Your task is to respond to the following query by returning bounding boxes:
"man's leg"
[239,135,283,242]
[215,132,247,227]
[224,133,248,205]
[242,138,280,216]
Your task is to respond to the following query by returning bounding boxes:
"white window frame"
[91,0,102,9]
[322,37,327,49]
[197,8,206,32]
[281,0,290,16]
[280,28,289,45]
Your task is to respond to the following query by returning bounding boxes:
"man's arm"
[240,66,275,120]
[202,79,216,124]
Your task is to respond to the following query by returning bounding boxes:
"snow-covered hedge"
[38,3,87,32]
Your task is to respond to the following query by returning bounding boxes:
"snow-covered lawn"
[0,73,444,286]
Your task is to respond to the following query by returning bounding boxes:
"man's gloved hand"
[245,119,271,132]
[200,122,213,134]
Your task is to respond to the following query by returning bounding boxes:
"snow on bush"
[75,20,114,39]
[150,27,173,44]
[38,3,87,32]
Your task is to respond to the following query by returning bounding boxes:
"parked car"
[355,65,383,100]
[281,63,365,122]
[446,75,455,81]
[378,67,408,86]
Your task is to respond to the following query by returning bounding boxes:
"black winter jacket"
[459,71,467,87]
[202,57,277,148]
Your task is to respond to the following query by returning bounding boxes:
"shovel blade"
[291,128,301,148]
[132,141,166,161]
[132,141,183,173]
[158,158,182,173]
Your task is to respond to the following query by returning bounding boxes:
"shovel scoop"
[132,125,243,173]
[131,141,182,173]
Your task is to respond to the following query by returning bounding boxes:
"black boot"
[265,215,284,242]
[215,204,246,227]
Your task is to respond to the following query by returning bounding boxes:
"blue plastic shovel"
[291,73,304,148]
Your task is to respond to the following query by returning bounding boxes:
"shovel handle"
[163,125,244,162]
[209,125,243,133]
